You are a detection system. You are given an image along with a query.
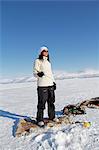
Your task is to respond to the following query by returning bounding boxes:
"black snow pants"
[36,86,55,122]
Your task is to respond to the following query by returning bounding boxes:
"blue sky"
[1,0,99,77]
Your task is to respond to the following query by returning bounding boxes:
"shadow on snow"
[0,110,30,137]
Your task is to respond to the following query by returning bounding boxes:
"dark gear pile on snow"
[63,104,86,115]
[63,97,99,115]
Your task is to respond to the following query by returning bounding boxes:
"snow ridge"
[0,69,99,84]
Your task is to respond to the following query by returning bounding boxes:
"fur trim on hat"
[40,46,48,53]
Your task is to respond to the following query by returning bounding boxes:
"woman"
[33,46,56,126]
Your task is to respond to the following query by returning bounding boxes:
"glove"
[37,72,44,77]
[53,82,56,90]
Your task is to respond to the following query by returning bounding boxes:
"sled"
[16,116,71,137]
[63,104,86,115]
[79,97,99,109]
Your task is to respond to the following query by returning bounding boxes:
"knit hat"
[40,46,48,53]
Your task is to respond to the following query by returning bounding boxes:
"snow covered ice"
[0,71,99,150]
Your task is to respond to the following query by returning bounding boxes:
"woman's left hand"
[53,82,56,90]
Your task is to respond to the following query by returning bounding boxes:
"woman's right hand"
[37,72,44,77]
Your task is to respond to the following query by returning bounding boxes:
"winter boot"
[37,121,45,127]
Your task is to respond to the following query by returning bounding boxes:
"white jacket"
[33,56,55,87]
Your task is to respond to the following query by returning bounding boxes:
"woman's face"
[42,50,48,57]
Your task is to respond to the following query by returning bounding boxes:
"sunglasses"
[42,50,48,52]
